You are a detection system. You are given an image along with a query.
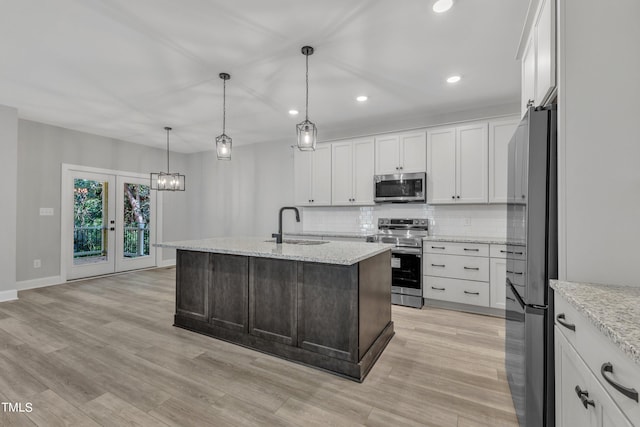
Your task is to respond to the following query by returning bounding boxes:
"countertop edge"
[155,242,392,266]
[422,236,508,245]
[551,280,640,367]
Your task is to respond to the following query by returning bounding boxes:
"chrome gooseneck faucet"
[272,207,300,244]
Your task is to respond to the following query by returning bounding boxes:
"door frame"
[60,164,164,281]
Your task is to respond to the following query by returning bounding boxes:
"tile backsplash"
[301,204,507,238]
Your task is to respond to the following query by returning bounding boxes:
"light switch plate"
[39,208,54,216]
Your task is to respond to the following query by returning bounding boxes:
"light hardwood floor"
[0,268,518,427]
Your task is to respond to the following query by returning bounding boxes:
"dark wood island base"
[173,249,394,382]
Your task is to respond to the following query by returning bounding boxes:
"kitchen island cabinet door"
[297,262,359,362]
[209,254,249,332]
[249,258,298,346]
[176,250,210,322]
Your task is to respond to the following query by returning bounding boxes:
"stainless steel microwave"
[374,172,426,203]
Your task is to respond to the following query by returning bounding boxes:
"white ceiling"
[0,0,528,153]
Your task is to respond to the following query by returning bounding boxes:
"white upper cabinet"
[520,0,556,117]
[427,128,456,204]
[293,144,332,206]
[331,138,374,205]
[489,118,519,203]
[427,123,488,204]
[457,123,488,203]
[375,132,426,175]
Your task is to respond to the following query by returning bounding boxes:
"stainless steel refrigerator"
[505,105,557,427]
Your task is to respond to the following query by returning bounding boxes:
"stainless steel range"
[371,218,428,308]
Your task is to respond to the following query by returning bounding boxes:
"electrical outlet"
[39,208,54,216]
[463,218,471,226]
[33,259,41,268]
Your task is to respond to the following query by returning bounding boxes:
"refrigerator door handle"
[508,279,525,309]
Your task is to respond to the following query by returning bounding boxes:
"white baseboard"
[0,290,18,303]
[159,259,176,268]
[15,275,64,291]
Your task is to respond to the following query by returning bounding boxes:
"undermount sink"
[265,239,329,245]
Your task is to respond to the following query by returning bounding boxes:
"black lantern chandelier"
[150,126,185,191]
[216,72,232,160]
[296,46,317,151]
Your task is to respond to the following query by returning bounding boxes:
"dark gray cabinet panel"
[176,250,209,321]
[297,263,358,362]
[210,254,249,332]
[359,251,392,359]
[248,258,297,346]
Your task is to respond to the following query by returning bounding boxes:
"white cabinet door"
[331,141,354,205]
[427,128,456,204]
[400,132,426,173]
[593,378,634,427]
[535,0,555,105]
[490,257,507,310]
[352,138,374,204]
[456,123,488,203]
[489,119,519,203]
[514,121,529,204]
[311,145,332,205]
[522,31,536,117]
[293,149,313,206]
[555,328,597,427]
[374,135,400,175]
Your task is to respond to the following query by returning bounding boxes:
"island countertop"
[156,237,394,265]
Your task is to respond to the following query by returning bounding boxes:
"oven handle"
[391,248,422,256]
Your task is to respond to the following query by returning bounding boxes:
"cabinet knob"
[452,196,455,199]
[456,195,460,199]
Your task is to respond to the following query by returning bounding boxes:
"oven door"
[390,247,422,297]
[374,172,426,203]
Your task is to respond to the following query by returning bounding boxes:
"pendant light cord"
[166,128,170,173]
[305,53,309,121]
[222,78,227,134]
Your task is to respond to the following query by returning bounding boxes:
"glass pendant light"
[296,46,317,151]
[150,127,185,191]
[216,73,232,160]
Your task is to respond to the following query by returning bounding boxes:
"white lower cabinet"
[555,293,638,427]
[555,327,633,427]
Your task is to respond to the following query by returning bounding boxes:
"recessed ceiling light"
[433,0,454,13]
[288,109,299,116]
[356,95,368,102]
[446,75,461,83]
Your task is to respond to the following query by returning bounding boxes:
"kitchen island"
[156,237,395,381]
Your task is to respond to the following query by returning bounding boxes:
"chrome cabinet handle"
[431,264,445,267]
[601,362,639,402]
[464,291,479,295]
[574,386,595,409]
[431,286,445,291]
[556,313,576,331]
[463,267,480,270]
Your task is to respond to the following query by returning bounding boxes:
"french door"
[66,168,157,280]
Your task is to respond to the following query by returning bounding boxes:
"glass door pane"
[123,182,150,258]
[116,176,156,272]
[69,172,116,279]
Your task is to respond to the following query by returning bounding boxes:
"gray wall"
[0,105,18,293]
[558,0,640,285]
[192,139,299,239]
[16,120,194,282]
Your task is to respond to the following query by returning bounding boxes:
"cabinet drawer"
[424,241,489,257]
[424,276,490,307]
[575,313,640,422]
[554,295,579,348]
[490,243,526,260]
[424,254,489,282]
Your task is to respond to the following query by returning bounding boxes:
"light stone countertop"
[422,235,508,245]
[156,237,393,266]
[551,280,640,366]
